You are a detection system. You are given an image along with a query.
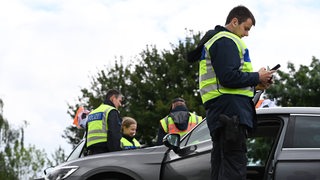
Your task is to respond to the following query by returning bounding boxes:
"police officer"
[120,117,141,150]
[156,98,203,145]
[86,89,123,155]
[187,5,275,180]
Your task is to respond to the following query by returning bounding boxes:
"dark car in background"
[43,107,320,180]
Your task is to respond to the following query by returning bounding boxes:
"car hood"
[54,145,169,179]
[65,145,168,165]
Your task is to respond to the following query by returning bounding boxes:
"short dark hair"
[171,97,187,110]
[171,97,185,104]
[225,5,255,26]
[105,89,123,101]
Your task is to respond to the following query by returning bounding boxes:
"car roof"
[256,107,320,115]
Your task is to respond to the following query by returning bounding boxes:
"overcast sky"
[1,0,320,158]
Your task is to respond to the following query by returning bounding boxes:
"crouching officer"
[156,98,203,145]
[86,89,123,155]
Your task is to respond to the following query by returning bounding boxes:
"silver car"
[43,107,320,180]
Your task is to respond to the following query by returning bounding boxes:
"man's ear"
[232,18,238,27]
[109,95,115,102]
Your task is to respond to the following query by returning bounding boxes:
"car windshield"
[180,119,211,146]
[66,139,85,162]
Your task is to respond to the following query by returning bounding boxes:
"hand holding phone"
[268,64,280,83]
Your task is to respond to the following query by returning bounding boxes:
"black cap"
[172,97,185,103]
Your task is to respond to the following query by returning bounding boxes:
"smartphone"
[270,64,281,71]
[268,64,280,83]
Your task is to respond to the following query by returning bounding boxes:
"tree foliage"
[266,56,320,106]
[65,30,205,146]
[0,98,66,179]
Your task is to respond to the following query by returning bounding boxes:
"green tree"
[266,56,320,106]
[0,98,59,179]
[47,146,66,167]
[0,99,17,180]
[65,31,205,147]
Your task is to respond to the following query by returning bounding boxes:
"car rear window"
[284,115,320,148]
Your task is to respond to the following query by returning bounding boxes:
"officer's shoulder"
[109,108,119,114]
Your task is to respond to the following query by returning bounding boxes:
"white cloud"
[247,1,320,70]
[1,0,320,159]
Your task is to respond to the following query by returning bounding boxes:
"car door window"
[246,119,282,180]
[247,120,281,166]
[180,120,211,146]
[284,115,320,148]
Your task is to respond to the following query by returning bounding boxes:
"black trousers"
[211,126,247,180]
[86,142,109,155]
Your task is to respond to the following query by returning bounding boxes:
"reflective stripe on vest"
[160,113,203,137]
[120,137,141,150]
[199,31,254,104]
[86,104,116,147]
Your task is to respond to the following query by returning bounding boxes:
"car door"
[246,116,284,180]
[161,120,212,180]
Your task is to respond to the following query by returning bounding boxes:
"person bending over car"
[86,89,123,155]
[156,98,203,145]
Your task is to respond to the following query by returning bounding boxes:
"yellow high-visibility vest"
[160,113,203,137]
[199,31,254,104]
[86,104,116,147]
[120,137,141,150]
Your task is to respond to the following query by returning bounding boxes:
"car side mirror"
[163,134,180,152]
